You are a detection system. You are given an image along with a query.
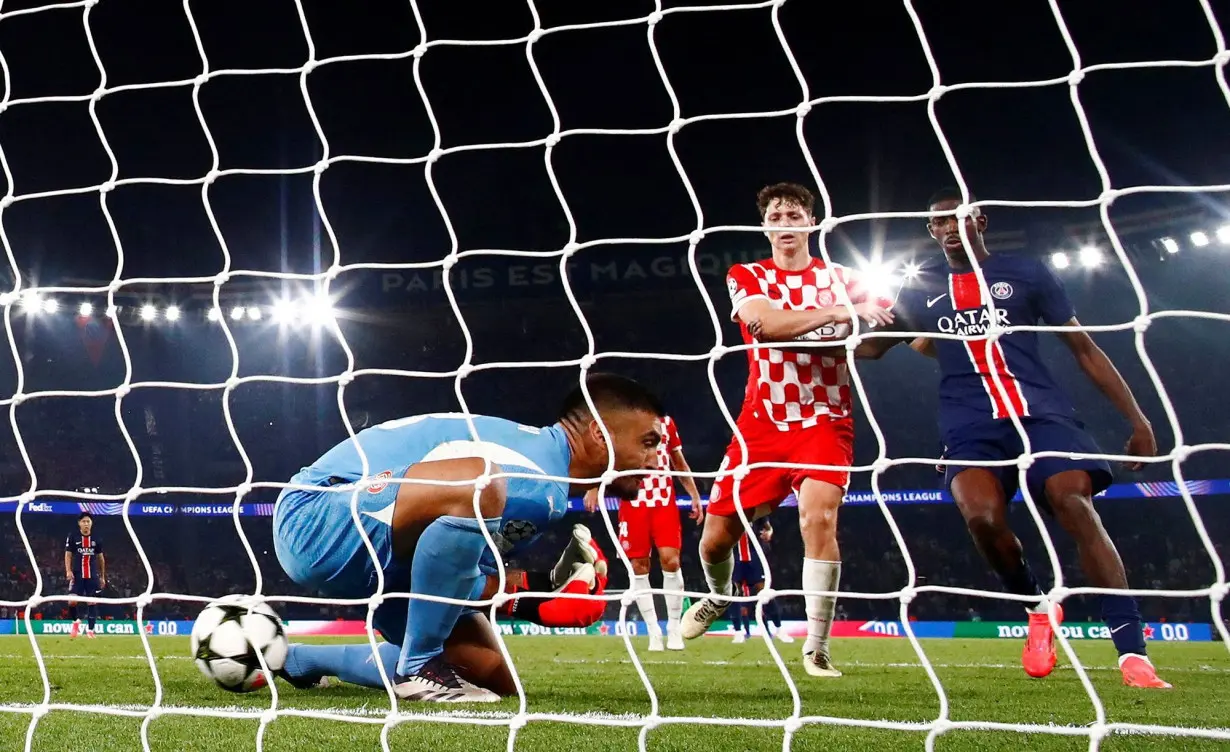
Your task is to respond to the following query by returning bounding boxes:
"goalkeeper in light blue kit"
[272,374,665,703]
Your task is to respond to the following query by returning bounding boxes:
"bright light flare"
[1078,246,1103,268]
[1217,225,1230,245]
[247,306,263,321]
[230,306,246,321]
[41,298,59,314]
[140,304,158,321]
[1051,252,1070,270]
[1160,237,1179,254]
[1190,231,1209,248]
[78,302,94,317]
[165,305,181,322]
[271,299,299,324]
[301,294,336,327]
[207,307,222,321]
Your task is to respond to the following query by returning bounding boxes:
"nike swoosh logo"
[1110,623,1131,634]
[926,294,947,308]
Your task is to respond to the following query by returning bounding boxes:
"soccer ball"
[191,598,289,693]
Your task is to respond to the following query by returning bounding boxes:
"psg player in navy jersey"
[65,512,106,640]
[857,188,1170,689]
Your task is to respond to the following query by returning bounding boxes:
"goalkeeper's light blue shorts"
[272,464,412,599]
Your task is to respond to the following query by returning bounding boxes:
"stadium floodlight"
[1217,225,1230,245]
[1160,237,1180,254]
[247,306,263,321]
[1190,230,1209,248]
[271,298,299,324]
[165,305,181,322]
[230,306,246,321]
[20,292,42,312]
[41,298,59,314]
[140,304,158,321]
[207,306,221,321]
[1050,252,1070,270]
[901,261,922,281]
[78,302,93,317]
[0,291,16,306]
[301,293,337,327]
[1078,246,1103,268]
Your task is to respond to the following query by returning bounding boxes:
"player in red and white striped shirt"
[681,183,893,679]
[586,415,702,651]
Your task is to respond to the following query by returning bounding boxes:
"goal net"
[1,0,1227,750]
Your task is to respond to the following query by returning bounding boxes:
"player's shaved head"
[558,373,665,423]
[757,182,814,218]
[927,186,978,212]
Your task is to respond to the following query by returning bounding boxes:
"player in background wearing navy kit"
[273,374,665,702]
[65,512,106,640]
[858,188,1169,688]
[729,516,792,644]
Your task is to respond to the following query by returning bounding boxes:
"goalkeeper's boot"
[680,596,730,639]
[1120,655,1172,689]
[394,656,501,703]
[1022,602,1064,679]
[803,648,842,678]
[70,620,80,639]
[550,525,598,588]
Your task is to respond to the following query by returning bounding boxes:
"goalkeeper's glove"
[502,531,609,628]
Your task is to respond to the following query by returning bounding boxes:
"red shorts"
[618,501,683,559]
[708,415,854,517]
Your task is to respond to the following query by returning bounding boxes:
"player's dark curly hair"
[756,182,814,218]
[78,511,92,521]
[557,373,665,423]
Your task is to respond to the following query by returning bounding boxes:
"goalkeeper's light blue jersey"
[285,411,573,571]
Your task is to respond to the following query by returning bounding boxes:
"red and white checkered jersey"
[726,257,891,430]
[625,414,682,508]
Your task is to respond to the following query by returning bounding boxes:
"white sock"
[661,568,685,626]
[701,554,734,599]
[631,575,661,635]
[802,559,841,655]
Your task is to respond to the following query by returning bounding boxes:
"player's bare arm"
[669,446,704,523]
[741,298,893,343]
[910,337,936,358]
[582,487,600,513]
[1055,320,1156,470]
[64,550,73,584]
[98,552,106,589]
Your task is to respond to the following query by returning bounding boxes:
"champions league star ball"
[191,597,289,693]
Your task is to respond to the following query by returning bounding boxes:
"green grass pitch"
[0,635,1226,751]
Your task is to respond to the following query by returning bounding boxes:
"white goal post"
[0,1,1228,752]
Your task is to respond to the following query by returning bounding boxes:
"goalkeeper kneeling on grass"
[278,524,609,697]
[271,375,665,703]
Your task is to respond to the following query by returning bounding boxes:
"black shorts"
[944,416,1113,512]
[70,577,99,597]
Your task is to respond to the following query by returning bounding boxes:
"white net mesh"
[0,0,1227,750]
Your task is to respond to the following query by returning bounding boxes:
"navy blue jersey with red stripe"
[893,254,1077,441]
[65,534,103,579]
[735,519,771,563]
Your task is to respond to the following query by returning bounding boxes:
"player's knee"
[1049,493,1099,531]
[798,497,839,535]
[630,557,652,576]
[965,511,1008,542]
[446,457,507,520]
[659,550,681,572]
[475,478,506,521]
